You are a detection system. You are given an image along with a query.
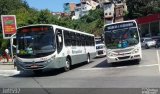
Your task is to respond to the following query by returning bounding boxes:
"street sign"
[1,15,17,39]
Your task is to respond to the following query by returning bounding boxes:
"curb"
[0,70,20,76]
[0,63,14,65]
[0,59,14,65]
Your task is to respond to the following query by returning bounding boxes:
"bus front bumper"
[96,50,106,57]
[15,59,60,71]
[107,54,142,63]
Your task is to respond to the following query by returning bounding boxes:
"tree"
[0,0,29,15]
[37,9,55,24]
[76,9,104,36]
[126,0,160,19]
[0,0,34,50]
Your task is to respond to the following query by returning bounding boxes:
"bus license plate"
[31,65,38,68]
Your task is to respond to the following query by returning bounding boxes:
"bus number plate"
[31,65,38,68]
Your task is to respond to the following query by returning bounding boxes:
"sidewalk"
[0,59,19,76]
[0,64,15,70]
[0,65,19,76]
[0,59,15,70]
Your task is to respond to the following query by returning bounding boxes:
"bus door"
[56,29,64,63]
[56,29,63,55]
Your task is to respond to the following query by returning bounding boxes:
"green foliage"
[0,0,29,50]
[126,0,160,19]
[37,9,54,24]
[0,39,9,50]
[0,0,29,15]
[65,9,104,36]
[80,9,104,35]
[2,0,160,50]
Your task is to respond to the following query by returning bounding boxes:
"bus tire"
[86,53,90,63]
[135,59,141,64]
[64,58,71,72]
[145,44,149,49]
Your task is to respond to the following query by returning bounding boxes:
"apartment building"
[63,3,76,15]
[103,0,127,24]
[72,0,99,19]
[52,12,70,18]
[103,2,115,24]
[81,0,99,10]
[98,0,110,7]
[81,1,92,16]
[72,3,82,19]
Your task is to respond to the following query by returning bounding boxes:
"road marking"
[137,64,158,68]
[0,70,20,76]
[79,64,159,71]
[156,50,160,72]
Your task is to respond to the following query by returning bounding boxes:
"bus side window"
[56,29,63,53]
[64,30,71,46]
[82,35,85,46]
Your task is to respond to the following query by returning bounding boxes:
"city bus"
[103,20,142,64]
[14,24,96,74]
[95,37,106,57]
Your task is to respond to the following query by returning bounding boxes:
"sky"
[26,0,80,12]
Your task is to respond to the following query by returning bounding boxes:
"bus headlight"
[46,58,52,63]
[108,52,114,56]
[46,55,55,63]
[132,49,139,54]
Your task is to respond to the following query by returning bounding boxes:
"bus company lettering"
[72,50,82,54]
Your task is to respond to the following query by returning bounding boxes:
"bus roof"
[104,20,137,27]
[17,24,94,36]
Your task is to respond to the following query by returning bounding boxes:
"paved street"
[0,49,160,93]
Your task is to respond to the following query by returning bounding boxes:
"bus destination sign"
[105,22,136,31]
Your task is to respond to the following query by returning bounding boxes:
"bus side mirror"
[58,35,62,43]
[13,45,16,48]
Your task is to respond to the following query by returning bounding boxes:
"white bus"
[14,24,96,74]
[95,37,106,57]
[104,20,142,64]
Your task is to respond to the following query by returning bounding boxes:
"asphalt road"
[0,49,160,94]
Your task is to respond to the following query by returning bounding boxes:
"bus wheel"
[145,44,149,49]
[64,58,71,72]
[33,70,42,75]
[87,54,90,63]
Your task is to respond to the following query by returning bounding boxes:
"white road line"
[79,64,159,71]
[156,50,160,72]
[137,64,159,68]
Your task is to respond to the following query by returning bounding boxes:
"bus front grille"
[25,65,45,69]
[98,50,103,55]
[118,56,130,60]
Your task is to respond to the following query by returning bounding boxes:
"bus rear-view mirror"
[58,36,62,43]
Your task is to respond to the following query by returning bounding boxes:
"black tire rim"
[65,59,70,71]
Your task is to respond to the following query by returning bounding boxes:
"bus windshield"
[95,40,103,44]
[17,26,56,58]
[104,27,139,49]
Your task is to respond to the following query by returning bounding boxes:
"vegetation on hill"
[0,0,160,50]
[125,0,160,19]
